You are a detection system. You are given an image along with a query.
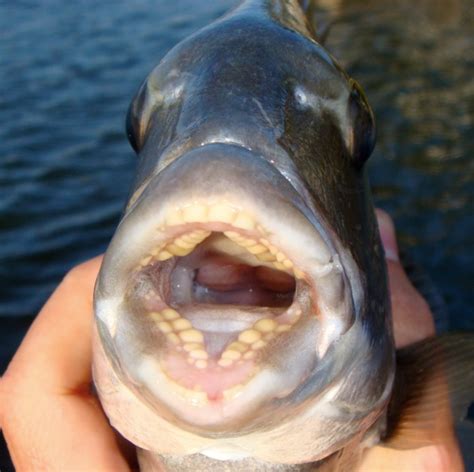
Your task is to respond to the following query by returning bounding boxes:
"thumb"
[375,209,435,348]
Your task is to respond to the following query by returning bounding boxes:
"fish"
[92,1,473,470]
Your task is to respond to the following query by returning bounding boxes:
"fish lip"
[95,142,360,424]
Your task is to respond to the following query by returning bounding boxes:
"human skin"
[0,211,464,471]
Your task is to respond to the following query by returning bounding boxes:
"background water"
[0,0,472,469]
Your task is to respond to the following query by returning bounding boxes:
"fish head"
[93,11,395,465]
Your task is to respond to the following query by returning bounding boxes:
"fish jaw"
[94,143,366,429]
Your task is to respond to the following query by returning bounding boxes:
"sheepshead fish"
[92,1,473,470]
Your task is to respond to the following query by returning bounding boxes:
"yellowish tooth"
[140,255,152,266]
[283,259,293,269]
[166,333,180,344]
[233,213,255,230]
[256,252,276,262]
[218,358,234,367]
[162,308,180,320]
[166,210,184,226]
[172,318,192,331]
[221,350,242,361]
[208,203,237,223]
[247,244,267,254]
[157,250,173,261]
[243,351,256,360]
[276,324,292,333]
[195,359,208,369]
[183,343,203,352]
[149,312,163,322]
[273,261,286,271]
[189,349,208,360]
[276,252,286,262]
[257,224,266,235]
[157,321,172,333]
[254,318,277,333]
[179,329,204,343]
[150,247,161,256]
[239,238,257,247]
[252,340,267,350]
[228,341,248,353]
[223,383,244,401]
[173,237,196,249]
[182,204,208,223]
[294,268,305,279]
[267,244,278,255]
[166,244,194,257]
[238,329,262,344]
[223,231,240,239]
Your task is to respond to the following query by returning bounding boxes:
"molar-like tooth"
[183,343,203,352]
[243,351,256,360]
[254,318,277,333]
[157,250,173,261]
[179,329,204,343]
[149,312,163,322]
[166,333,180,344]
[223,231,241,240]
[166,244,194,257]
[189,349,208,360]
[162,308,180,320]
[195,359,208,369]
[228,341,248,353]
[247,244,267,254]
[276,324,292,333]
[238,329,262,344]
[252,340,267,350]
[273,261,287,271]
[218,358,233,367]
[172,318,192,331]
[256,252,276,262]
[150,247,162,256]
[233,213,255,230]
[294,268,305,279]
[267,244,278,255]
[208,203,237,223]
[165,210,184,226]
[182,204,208,223]
[157,321,172,333]
[276,252,286,262]
[221,349,242,361]
[239,238,257,247]
[140,255,152,266]
[283,259,293,269]
[173,237,197,249]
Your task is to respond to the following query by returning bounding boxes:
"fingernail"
[375,209,399,262]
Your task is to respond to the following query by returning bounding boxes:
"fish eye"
[348,79,376,167]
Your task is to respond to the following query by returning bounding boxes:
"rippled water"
[0,0,472,468]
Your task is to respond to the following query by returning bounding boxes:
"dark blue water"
[1,0,472,468]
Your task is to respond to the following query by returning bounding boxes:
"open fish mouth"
[95,144,358,427]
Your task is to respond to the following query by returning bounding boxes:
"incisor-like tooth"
[254,318,277,333]
[221,350,242,361]
[228,341,248,353]
[233,213,255,230]
[276,252,286,262]
[239,238,257,247]
[157,321,172,333]
[256,252,276,262]
[182,204,208,223]
[166,244,194,256]
[247,244,267,254]
[173,237,197,249]
[140,255,152,266]
[195,359,207,369]
[252,340,267,349]
[208,204,237,223]
[238,329,262,344]
[157,250,173,261]
[294,268,305,279]
[183,343,203,352]
[283,259,293,268]
[276,324,292,333]
[162,308,180,320]
[179,329,204,343]
[273,261,286,271]
[172,318,192,331]
[166,210,184,226]
[189,349,208,360]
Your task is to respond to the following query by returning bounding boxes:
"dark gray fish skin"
[93,0,395,470]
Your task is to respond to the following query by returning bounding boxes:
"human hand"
[0,212,464,471]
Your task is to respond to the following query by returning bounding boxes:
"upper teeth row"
[138,202,305,279]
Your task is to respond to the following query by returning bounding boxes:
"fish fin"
[382,333,474,450]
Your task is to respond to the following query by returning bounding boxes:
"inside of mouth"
[125,223,309,399]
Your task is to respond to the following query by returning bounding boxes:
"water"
[0,0,472,468]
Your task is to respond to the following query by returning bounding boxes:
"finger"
[1,256,132,471]
[375,209,435,348]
